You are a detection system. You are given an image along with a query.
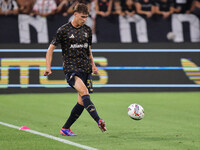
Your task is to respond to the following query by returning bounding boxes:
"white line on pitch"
[0,121,98,150]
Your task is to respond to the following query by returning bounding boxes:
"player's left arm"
[89,46,98,74]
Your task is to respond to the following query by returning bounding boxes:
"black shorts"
[65,72,93,93]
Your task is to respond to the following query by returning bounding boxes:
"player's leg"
[60,80,85,136]
[61,99,84,128]
[60,73,87,136]
[74,76,107,132]
[78,94,84,106]
[74,76,100,122]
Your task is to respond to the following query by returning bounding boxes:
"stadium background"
[0,13,200,94]
[1,1,200,150]
[1,13,200,43]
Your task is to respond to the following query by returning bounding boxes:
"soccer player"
[43,3,107,136]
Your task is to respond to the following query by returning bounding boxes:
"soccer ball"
[128,104,144,120]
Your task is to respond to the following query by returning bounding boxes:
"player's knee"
[78,100,84,106]
[82,90,89,96]
[79,89,89,96]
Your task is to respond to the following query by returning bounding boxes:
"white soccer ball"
[128,104,144,120]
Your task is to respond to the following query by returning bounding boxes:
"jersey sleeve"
[51,27,63,46]
[88,27,92,46]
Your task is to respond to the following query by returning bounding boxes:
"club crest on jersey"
[84,32,87,38]
[69,34,75,38]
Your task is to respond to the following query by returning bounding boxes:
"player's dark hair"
[74,3,89,14]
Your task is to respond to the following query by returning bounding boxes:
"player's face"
[75,12,88,26]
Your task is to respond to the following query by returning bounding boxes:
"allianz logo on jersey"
[70,43,88,49]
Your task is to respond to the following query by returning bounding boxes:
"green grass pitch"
[0,92,200,150]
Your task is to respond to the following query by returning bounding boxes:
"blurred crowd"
[0,0,200,19]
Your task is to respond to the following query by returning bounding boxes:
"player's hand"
[163,12,170,19]
[43,69,52,76]
[92,66,99,75]
[146,12,152,18]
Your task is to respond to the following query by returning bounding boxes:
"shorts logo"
[69,34,75,38]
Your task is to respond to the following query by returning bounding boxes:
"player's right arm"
[44,44,56,76]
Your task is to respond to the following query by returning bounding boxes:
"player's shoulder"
[57,22,71,32]
[83,24,92,32]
